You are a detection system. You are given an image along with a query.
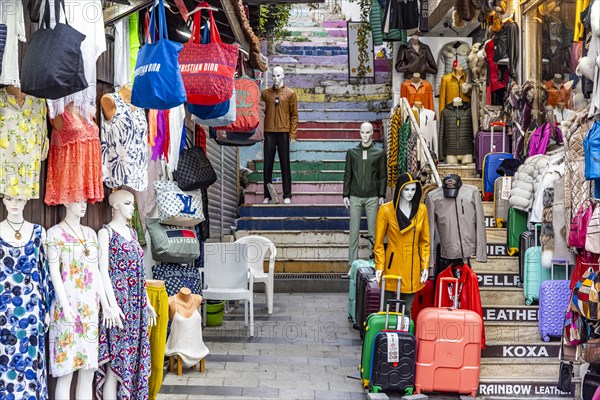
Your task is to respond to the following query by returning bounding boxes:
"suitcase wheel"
[471,390,478,397]
[371,385,381,393]
[525,298,533,306]
[495,218,504,228]
[405,387,414,396]
[542,335,550,342]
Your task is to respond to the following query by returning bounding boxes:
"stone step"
[245,182,344,195]
[252,160,345,172]
[477,377,578,399]
[300,83,389,96]
[247,170,343,183]
[298,108,388,121]
[286,72,390,88]
[298,101,392,111]
[437,163,478,179]
[278,40,348,48]
[479,359,567,380]
[244,193,344,205]
[276,45,348,56]
[322,19,347,28]
[270,55,349,68]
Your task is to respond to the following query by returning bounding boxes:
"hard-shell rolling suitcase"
[493,176,511,228]
[507,207,529,256]
[355,267,376,330]
[349,260,373,323]
[358,277,381,338]
[518,229,539,287]
[475,125,512,174]
[369,299,416,396]
[583,370,600,400]
[415,277,482,397]
[360,275,414,388]
[481,122,513,201]
[538,261,571,342]
[523,224,542,305]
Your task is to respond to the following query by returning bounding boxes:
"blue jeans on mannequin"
[348,196,379,265]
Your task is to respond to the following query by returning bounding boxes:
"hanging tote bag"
[131,0,186,110]
[586,205,600,254]
[178,6,238,105]
[145,219,201,263]
[173,141,217,191]
[219,58,261,132]
[20,0,88,99]
[154,180,205,227]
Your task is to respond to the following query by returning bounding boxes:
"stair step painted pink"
[244,193,343,205]
[246,182,344,194]
[322,20,347,28]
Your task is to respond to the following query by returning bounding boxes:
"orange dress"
[44,108,104,205]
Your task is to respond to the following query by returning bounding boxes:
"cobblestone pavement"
[157,292,458,400]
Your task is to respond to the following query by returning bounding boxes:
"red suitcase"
[415,277,483,397]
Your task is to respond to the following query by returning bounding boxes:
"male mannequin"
[440,97,474,164]
[96,190,156,399]
[439,65,471,111]
[373,173,430,317]
[425,174,487,271]
[47,201,122,400]
[412,101,438,162]
[0,196,50,399]
[261,66,298,205]
[401,73,434,110]
[343,122,386,265]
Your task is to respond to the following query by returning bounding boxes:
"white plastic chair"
[234,235,276,315]
[203,242,254,337]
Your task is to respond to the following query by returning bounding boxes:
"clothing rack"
[399,97,442,187]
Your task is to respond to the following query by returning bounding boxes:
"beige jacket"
[260,85,298,139]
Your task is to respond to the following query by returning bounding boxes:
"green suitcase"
[359,275,415,388]
[507,207,528,256]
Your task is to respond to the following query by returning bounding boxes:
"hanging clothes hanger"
[188,1,219,16]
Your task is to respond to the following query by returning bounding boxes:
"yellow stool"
[169,355,206,376]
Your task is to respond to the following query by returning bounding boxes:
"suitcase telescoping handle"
[438,277,459,309]
[380,274,402,312]
[490,121,507,153]
[385,299,409,332]
[550,259,570,280]
[533,223,541,247]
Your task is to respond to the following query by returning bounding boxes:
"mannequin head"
[64,201,87,219]
[411,73,422,83]
[109,190,135,220]
[272,66,285,89]
[414,101,423,109]
[359,122,374,146]
[400,183,417,202]
[553,74,564,84]
[452,97,463,107]
[411,35,419,45]
[2,196,27,220]
[556,102,565,111]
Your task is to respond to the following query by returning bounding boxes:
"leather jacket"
[493,21,519,78]
[395,42,438,79]
[260,85,298,139]
[343,143,387,198]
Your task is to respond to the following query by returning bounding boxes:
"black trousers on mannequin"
[263,131,292,200]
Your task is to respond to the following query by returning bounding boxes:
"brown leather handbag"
[584,338,600,363]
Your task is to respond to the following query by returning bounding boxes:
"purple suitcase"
[538,261,571,342]
[359,279,383,338]
[475,123,511,174]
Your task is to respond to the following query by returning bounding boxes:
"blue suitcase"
[481,122,513,201]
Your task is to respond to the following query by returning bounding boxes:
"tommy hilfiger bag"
[146,219,201,263]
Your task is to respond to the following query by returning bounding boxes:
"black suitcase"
[354,267,375,331]
[518,229,540,288]
[369,299,416,395]
[583,370,600,400]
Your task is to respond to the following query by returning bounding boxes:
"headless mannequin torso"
[101,85,133,121]
[168,288,203,320]
[445,97,474,165]
[50,201,122,400]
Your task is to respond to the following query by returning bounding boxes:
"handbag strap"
[147,0,168,43]
[43,0,68,29]
[190,2,221,44]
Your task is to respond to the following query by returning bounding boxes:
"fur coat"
[435,42,470,95]
[509,155,550,212]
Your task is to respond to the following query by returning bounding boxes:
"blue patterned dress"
[0,224,52,400]
[96,226,150,400]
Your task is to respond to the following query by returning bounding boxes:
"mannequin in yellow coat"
[374,173,430,316]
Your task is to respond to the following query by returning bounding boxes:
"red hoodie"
[435,264,486,348]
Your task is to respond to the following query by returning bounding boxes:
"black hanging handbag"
[173,145,217,191]
[27,0,43,22]
[20,0,88,99]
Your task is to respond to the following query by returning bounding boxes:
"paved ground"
[157,292,458,400]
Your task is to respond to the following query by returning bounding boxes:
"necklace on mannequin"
[6,219,25,240]
[63,219,90,256]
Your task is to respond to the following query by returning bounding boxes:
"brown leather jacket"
[260,85,298,139]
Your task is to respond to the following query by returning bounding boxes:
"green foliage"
[350,0,371,80]
[259,4,292,40]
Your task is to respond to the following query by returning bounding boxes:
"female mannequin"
[96,190,156,400]
[165,287,209,368]
[373,173,430,317]
[47,201,123,400]
[0,196,51,399]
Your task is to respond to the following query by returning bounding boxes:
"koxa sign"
[483,307,538,321]
[482,344,559,358]
[479,382,574,397]
[478,273,520,287]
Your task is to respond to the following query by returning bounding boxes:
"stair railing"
[399,97,442,187]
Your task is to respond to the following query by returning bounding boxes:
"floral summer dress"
[0,88,49,199]
[96,225,150,400]
[0,224,52,400]
[46,225,100,378]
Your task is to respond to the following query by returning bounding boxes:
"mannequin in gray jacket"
[425,174,487,269]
